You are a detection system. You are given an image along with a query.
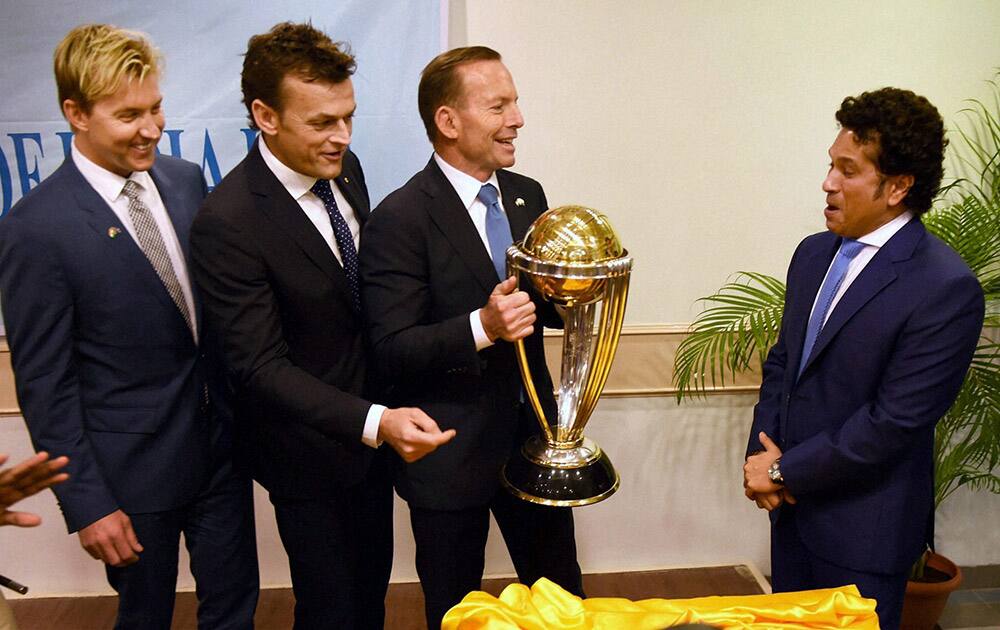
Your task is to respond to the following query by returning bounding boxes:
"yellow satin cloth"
[442,578,879,630]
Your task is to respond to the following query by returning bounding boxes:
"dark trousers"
[771,506,908,630]
[270,456,393,630]
[410,489,584,629]
[106,461,259,630]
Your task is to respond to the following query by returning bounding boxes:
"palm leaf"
[673,272,784,400]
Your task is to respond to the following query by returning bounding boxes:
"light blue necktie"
[477,183,513,280]
[797,239,867,377]
[311,179,361,312]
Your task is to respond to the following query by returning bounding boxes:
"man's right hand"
[78,509,143,567]
[379,407,457,463]
[480,276,536,342]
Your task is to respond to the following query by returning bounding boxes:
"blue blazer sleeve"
[0,210,119,532]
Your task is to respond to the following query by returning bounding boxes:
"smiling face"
[437,60,523,181]
[65,73,164,176]
[253,74,355,180]
[822,128,911,238]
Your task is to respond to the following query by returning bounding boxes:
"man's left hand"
[743,431,783,495]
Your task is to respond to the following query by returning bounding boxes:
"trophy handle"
[512,275,555,444]
[576,273,630,424]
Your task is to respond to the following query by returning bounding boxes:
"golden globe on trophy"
[502,205,632,507]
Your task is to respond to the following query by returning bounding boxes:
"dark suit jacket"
[0,156,215,533]
[190,142,376,499]
[360,157,560,510]
[748,218,984,574]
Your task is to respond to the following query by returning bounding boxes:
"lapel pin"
[108,227,121,239]
[515,197,525,207]
[343,176,350,184]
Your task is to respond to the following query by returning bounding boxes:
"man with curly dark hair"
[742,88,984,629]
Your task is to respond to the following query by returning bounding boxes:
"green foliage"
[673,73,1000,513]
[673,273,784,401]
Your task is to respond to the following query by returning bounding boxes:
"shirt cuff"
[471,309,494,351]
[362,404,386,448]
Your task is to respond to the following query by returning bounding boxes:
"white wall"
[454,0,1000,322]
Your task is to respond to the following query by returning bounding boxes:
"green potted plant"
[672,77,1000,630]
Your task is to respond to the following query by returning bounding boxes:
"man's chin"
[126,157,156,173]
[315,160,344,181]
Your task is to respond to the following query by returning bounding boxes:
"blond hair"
[54,24,161,113]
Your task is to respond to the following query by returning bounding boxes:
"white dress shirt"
[258,137,384,448]
[809,211,914,328]
[72,140,198,342]
[258,136,361,264]
[433,153,508,351]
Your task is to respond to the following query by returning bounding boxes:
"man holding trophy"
[359,46,584,628]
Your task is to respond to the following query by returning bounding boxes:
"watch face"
[768,461,782,483]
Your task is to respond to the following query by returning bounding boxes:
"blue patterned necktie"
[310,179,360,312]
[477,183,513,280]
[797,238,867,377]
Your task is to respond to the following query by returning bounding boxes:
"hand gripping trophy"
[502,205,632,506]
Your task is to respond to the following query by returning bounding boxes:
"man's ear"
[62,99,88,132]
[251,99,279,136]
[887,174,914,208]
[434,105,460,141]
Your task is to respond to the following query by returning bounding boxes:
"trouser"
[270,456,394,630]
[410,488,584,629]
[771,506,908,630]
[106,461,258,630]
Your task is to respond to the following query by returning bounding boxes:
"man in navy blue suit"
[0,25,257,629]
[743,88,984,629]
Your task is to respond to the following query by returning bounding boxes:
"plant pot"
[900,551,962,630]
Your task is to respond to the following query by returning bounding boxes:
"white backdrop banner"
[0,0,442,214]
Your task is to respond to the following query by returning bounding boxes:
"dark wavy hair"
[835,88,947,215]
[241,22,355,130]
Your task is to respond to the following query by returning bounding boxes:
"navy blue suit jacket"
[748,218,984,574]
[0,156,216,533]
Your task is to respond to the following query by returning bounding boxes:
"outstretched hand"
[0,451,69,527]
[379,407,457,463]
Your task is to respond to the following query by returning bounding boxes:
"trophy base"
[501,436,619,507]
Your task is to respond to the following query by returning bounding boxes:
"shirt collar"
[71,139,155,203]
[433,153,501,209]
[259,135,319,199]
[856,210,914,248]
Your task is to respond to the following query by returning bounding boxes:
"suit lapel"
[245,143,354,309]
[786,235,839,382]
[334,152,370,225]
[64,159,189,326]
[421,159,499,293]
[148,164,190,259]
[799,220,925,376]
[497,169,536,242]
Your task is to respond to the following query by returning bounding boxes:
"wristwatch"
[767,458,784,485]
